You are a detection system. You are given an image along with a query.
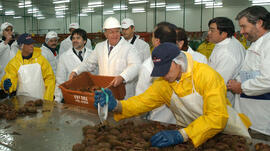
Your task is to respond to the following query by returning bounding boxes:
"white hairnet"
[69,23,79,29]
[45,31,58,43]
[0,22,14,35]
[173,52,188,73]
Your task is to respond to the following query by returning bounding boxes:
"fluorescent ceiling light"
[194,0,213,5]
[252,2,270,5]
[53,0,70,4]
[88,1,103,5]
[103,10,114,15]
[251,0,270,2]
[55,11,65,15]
[55,8,68,11]
[78,13,88,17]
[56,15,65,18]
[113,5,128,11]
[18,1,31,5]
[55,5,68,10]
[251,0,270,5]
[33,14,43,17]
[129,0,148,4]
[55,5,67,9]
[18,4,32,8]
[88,1,104,8]
[205,5,223,8]
[5,10,15,15]
[18,1,32,8]
[150,2,166,8]
[82,8,95,13]
[166,4,181,11]
[205,2,223,8]
[132,8,145,13]
[13,16,22,19]
[37,17,45,19]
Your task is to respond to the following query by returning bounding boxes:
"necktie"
[108,46,113,56]
[78,51,83,61]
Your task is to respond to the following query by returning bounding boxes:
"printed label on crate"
[74,95,88,104]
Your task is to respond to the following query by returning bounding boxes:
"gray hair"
[236,6,270,30]
[173,52,187,73]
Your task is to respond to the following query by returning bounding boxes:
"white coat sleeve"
[0,41,9,56]
[72,48,98,75]
[242,44,270,95]
[59,39,71,56]
[135,64,152,95]
[59,40,65,56]
[201,55,208,64]
[54,56,68,102]
[208,53,237,84]
[86,39,92,50]
[142,43,151,62]
[120,47,141,83]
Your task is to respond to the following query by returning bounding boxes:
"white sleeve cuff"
[179,129,189,142]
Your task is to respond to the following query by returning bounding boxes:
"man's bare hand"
[69,72,77,80]
[4,35,12,45]
[227,79,242,94]
[110,76,124,87]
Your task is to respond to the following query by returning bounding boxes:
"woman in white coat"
[70,17,141,99]
[54,29,92,103]
[0,22,18,99]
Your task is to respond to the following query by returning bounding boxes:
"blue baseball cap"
[17,33,35,45]
[151,42,180,77]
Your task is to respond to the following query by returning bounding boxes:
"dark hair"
[176,27,188,51]
[208,17,235,38]
[154,22,177,44]
[236,6,270,30]
[70,28,87,41]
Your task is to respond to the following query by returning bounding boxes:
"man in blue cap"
[94,42,251,148]
[0,33,55,101]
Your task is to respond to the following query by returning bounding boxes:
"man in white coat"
[136,23,207,124]
[69,17,141,99]
[54,29,92,103]
[207,17,246,106]
[121,18,150,62]
[0,22,18,99]
[176,27,207,64]
[40,31,59,74]
[59,23,92,56]
[227,6,270,136]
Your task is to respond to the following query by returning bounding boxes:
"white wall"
[1,5,270,35]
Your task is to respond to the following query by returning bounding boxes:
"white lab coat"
[40,44,59,75]
[0,40,18,81]
[59,35,92,56]
[127,35,150,62]
[208,37,246,105]
[135,50,207,124]
[187,47,208,64]
[73,38,141,99]
[54,47,92,102]
[234,32,270,135]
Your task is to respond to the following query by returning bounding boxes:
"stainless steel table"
[0,95,103,151]
[0,95,269,151]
